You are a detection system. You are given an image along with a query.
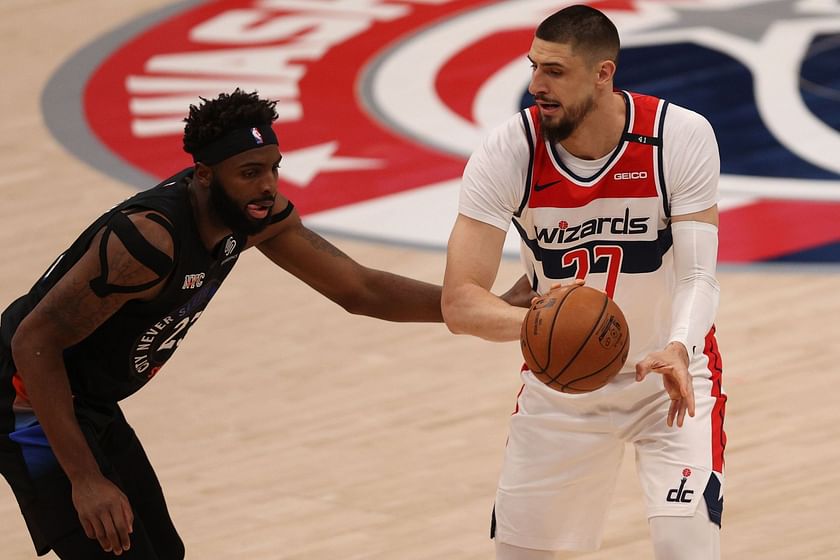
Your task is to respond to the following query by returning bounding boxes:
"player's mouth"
[535,97,561,115]
[246,200,274,220]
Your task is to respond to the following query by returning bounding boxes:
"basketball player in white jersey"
[442,5,725,559]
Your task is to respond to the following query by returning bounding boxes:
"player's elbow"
[333,289,371,317]
[9,321,58,379]
[442,309,465,335]
[679,272,720,301]
[10,318,37,365]
[440,288,467,334]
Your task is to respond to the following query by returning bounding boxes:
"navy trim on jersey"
[511,218,537,289]
[515,110,535,218]
[657,101,671,218]
[546,91,632,183]
[516,225,674,278]
[511,216,530,245]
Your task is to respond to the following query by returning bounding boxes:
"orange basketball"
[520,284,630,393]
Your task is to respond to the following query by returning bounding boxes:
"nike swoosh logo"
[534,179,563,192]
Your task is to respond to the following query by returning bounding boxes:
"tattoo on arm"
[38,274,123,346]
[295,225,349,260]
[31,215,173,348]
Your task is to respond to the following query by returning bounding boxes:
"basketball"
[520,285,630,393]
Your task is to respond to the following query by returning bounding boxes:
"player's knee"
[650,525,686,559]
[649,505,720,560]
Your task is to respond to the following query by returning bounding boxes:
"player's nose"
[528,72,546,96]
[259,172,276,196]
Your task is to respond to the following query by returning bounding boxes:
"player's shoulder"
[85,208,177,298]
[662,102,715,136]
[480,110,527,140]
[123,210,176,256]
[95,209,177,269]
[475,111,531,159]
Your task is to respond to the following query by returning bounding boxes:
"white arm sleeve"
[668,221,720,355]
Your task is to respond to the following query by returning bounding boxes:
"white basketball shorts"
[491,345,726,552]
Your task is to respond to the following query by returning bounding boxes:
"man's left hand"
[498,275,537,308]
[635,342,695,427]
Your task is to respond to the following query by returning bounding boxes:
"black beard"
[208,176,273,236]
[539,96,595,145]
[541,117,577,144]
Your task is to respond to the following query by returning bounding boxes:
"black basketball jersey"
[0,169,273,404]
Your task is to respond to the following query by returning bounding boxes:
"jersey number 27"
[561,245,623,298]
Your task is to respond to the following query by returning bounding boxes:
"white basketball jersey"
[517,92,675,369]
[460,91,719,372]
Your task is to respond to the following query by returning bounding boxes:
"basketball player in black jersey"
[0,90,531,559]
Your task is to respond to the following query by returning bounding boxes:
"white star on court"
[278,142,384,188]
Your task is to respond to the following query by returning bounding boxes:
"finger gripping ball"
[520,285,630,393]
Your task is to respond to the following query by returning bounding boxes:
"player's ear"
[194,162,212,187]
[596,59,615,85]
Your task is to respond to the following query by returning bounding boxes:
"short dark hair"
[182,89,278,157]
[535,5,620,65]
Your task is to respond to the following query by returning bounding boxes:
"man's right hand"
[71,473,134,555]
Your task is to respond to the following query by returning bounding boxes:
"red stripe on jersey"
[703,327,726,472]
[628,91,659,137]
[526,94,662,209]
[527,169,660,208]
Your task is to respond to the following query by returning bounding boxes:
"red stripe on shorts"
[512,373,526,415]
[703,327,726,472]
[11,372,29,402]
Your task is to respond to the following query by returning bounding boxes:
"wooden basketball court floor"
[1,1,839,558]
